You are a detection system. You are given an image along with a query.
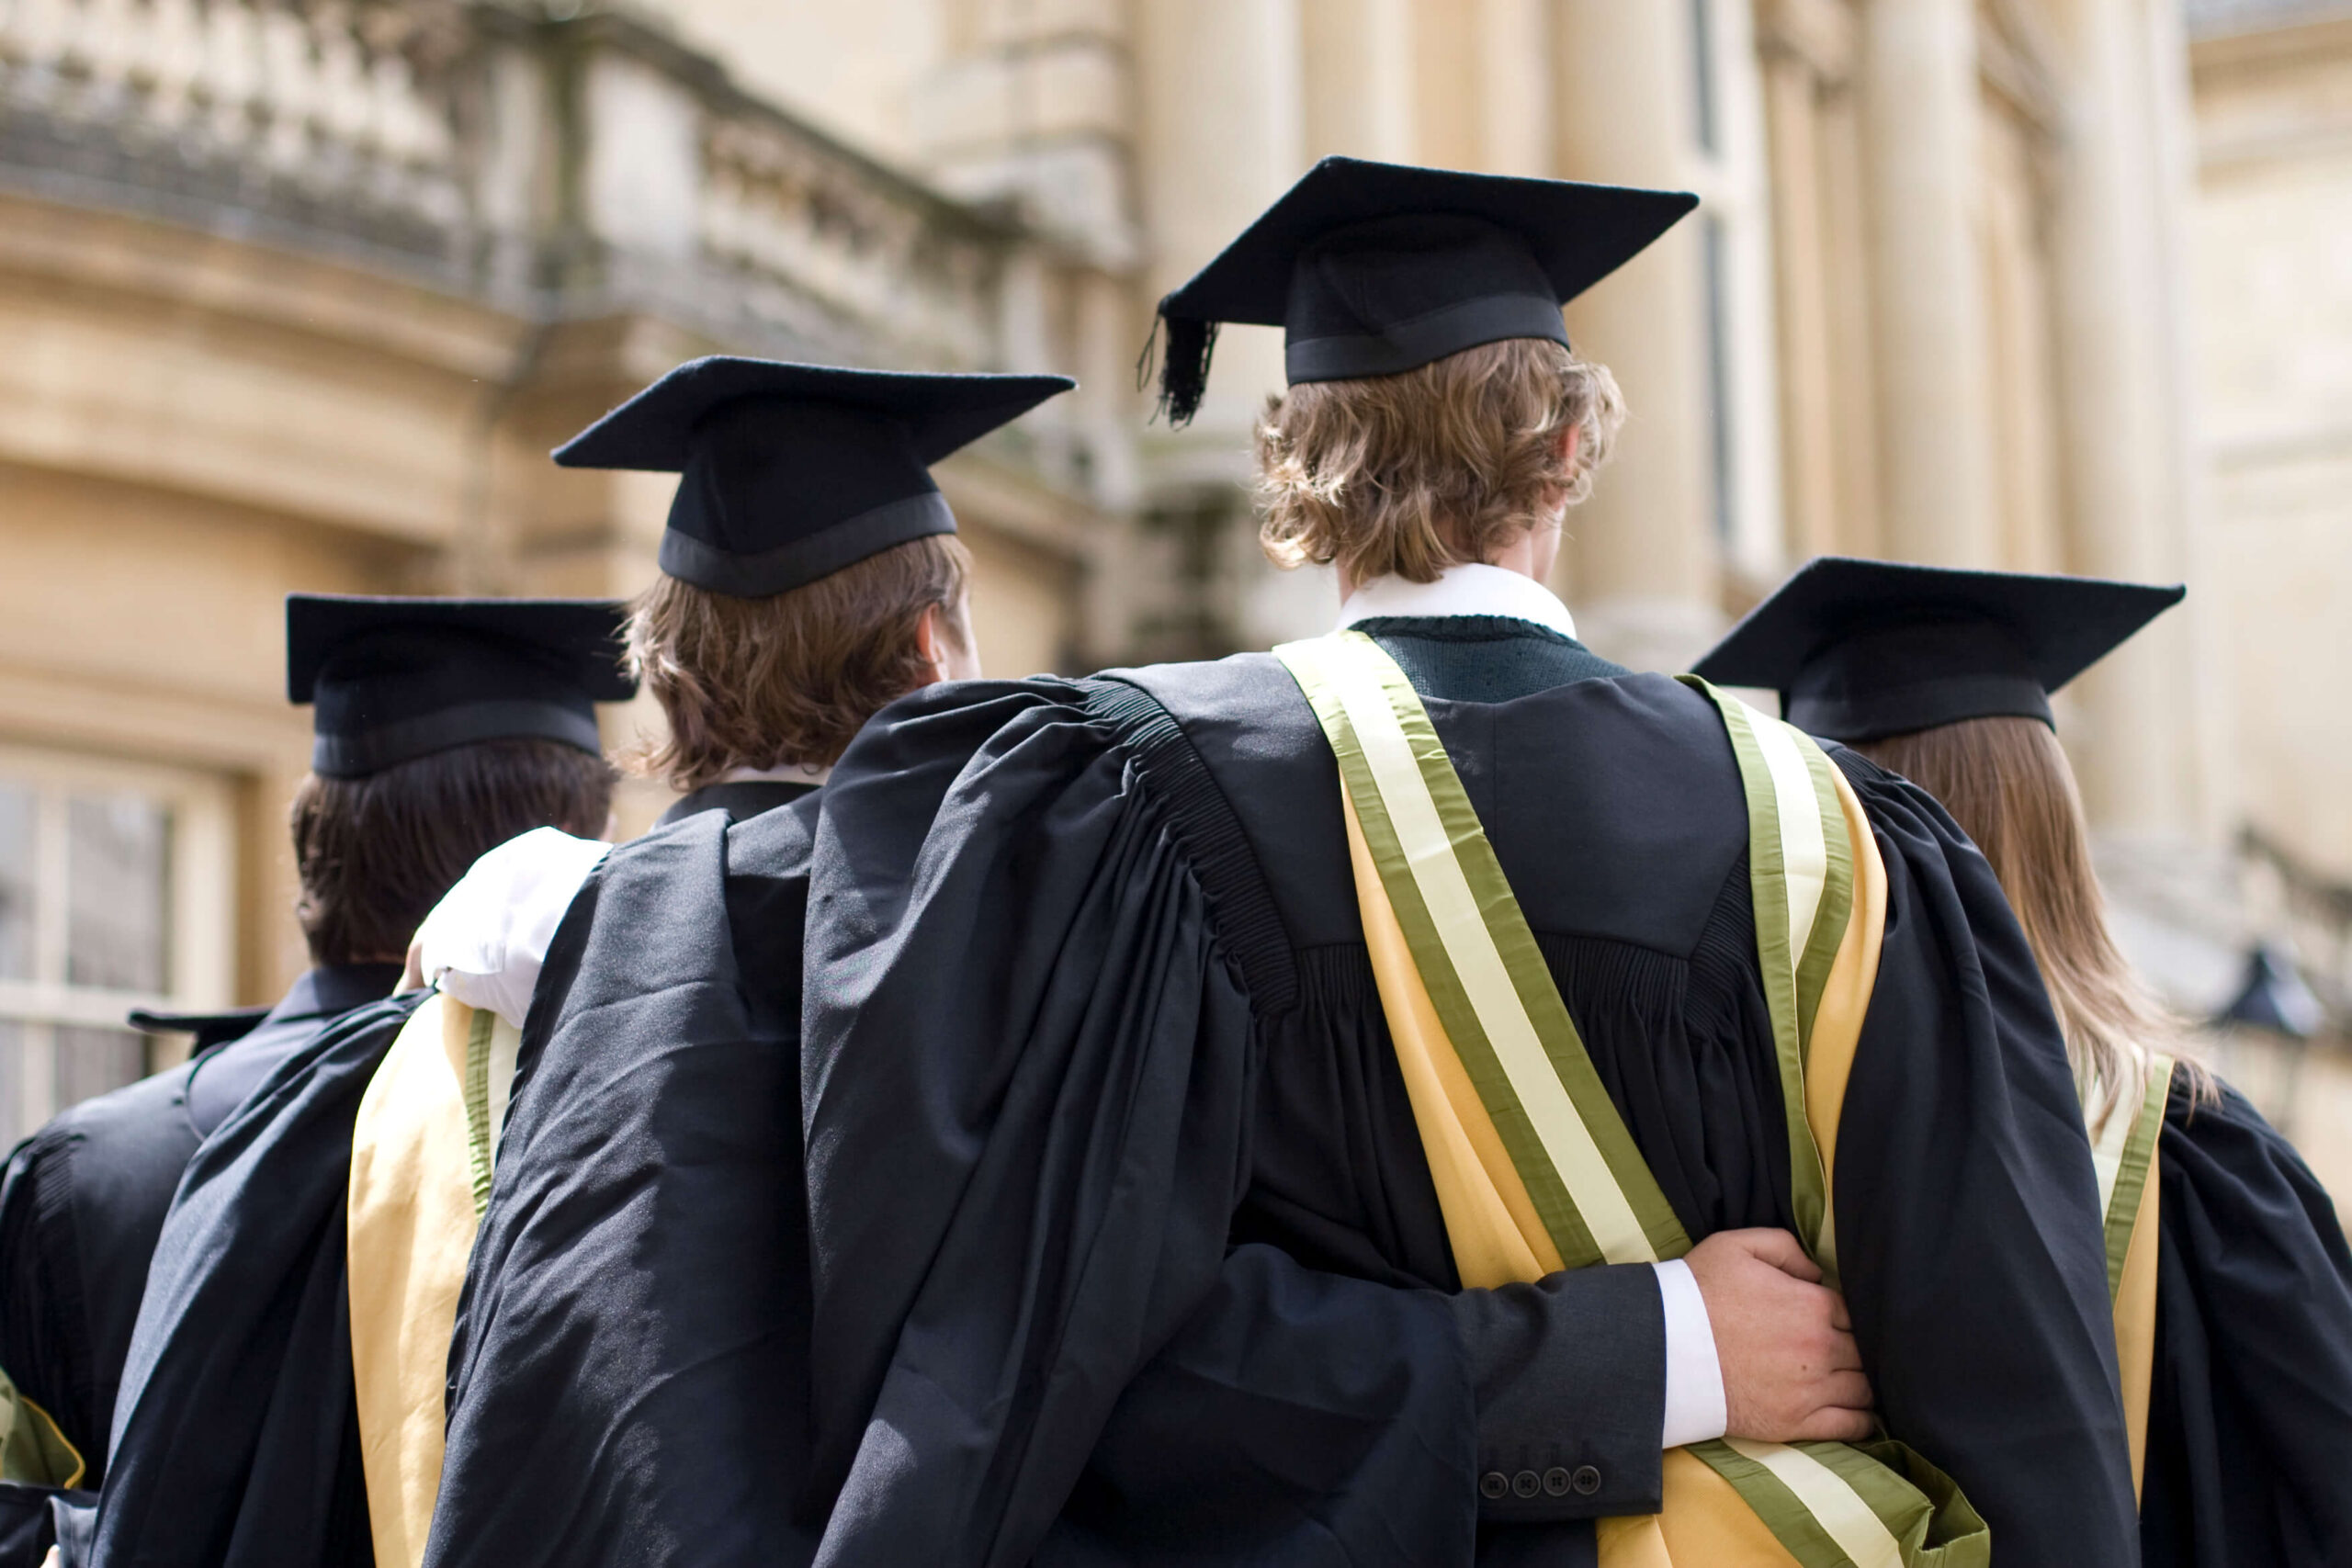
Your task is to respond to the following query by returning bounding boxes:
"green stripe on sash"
[1277,631,1987,1568]
[1679,678,1850,1277]
[1280,632,1687,1267]
[461,1007,498,1218]
[2103,1056,2174,1298]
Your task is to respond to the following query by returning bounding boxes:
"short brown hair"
[625,534,972,793]
[1254,337,1625,583]
[1858,716,2211,1131]
[290,738,616,966]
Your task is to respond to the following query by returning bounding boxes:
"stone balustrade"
[0,0,470,262]
[0,0,1103,396]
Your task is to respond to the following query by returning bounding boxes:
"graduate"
[1694,557,2352,1568]
[415,359,1066,1568]
[420,355,1872,1568]
[71,595,634,1568]
[797,157,2137,1566]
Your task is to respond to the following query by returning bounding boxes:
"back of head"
[291,737,616,966]
[1254,336,1623,582]
[626,533,972,793]
[1858,716,2188,1127]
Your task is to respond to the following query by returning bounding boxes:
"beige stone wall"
[2190,16,2352,878]
[7,0,2350,1174]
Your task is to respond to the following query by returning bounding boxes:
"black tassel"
[1148,312,1217,429]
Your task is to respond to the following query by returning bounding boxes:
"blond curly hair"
[1253,337,1625,583]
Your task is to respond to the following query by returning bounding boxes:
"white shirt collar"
[720,761,833,788]
[1334,562,1578,640]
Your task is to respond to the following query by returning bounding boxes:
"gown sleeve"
[426,807,823,1568]
[806,678,1532,1568]
[87,995,419,1568]
[1827,751,2138,1568]
[2140,1078,2352,1567]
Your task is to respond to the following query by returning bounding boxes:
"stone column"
[1859,0,1996,565]
[2046,0,2205,836]
[1136,0,1304,452]
[1758,9,1842,561]
[1300,0,1416,162]
[1476,0,1554,174]
[1549,0,1720,672]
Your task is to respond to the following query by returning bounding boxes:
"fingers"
[1828,1294,1852,1335]
[1817,1370,1874,1411]
[1724,1228,1822,1283]
[1790,1404,1879,1445]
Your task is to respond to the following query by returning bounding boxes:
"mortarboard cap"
[553,357,1075,599]
[288,595,635,778]
[1690,556,2186,743]
[1148,156,1697,424]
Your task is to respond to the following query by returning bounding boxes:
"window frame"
[0,743,238,1134]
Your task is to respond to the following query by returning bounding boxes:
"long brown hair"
[1858,716,2208,1132]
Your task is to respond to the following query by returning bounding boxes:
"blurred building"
[1,0,2349,1168]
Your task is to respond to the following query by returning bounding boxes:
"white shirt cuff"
[1654,1258,1728,1450]
[415,827,611,1030]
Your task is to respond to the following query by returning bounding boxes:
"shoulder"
[40,1066,199,1168]
[2163,1074,2335,1203]
[2,1063,200,1253]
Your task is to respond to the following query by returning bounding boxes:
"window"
[0,748,235,1144]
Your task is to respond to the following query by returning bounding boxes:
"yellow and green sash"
[1274,630,1987,1568]
[0,1362,82,1489]
[2090,1055,2173,1499]
[348,993,519,1568]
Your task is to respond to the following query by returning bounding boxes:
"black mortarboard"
[1148,156,1697,424]
[1690,557,2186,743]
[552,358,1075,599]
[288,595,635,778]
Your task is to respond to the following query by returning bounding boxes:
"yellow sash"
[2090,1055,2172,1499]
[0,1363,82,1488]
[347,993,517,1568]
[1276,631,1988,1568]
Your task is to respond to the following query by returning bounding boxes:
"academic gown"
[77,987,424,1568]
[0,964,400,1473]
[433,739,1713,1568]
[2140,1077,2352,1567]
[798,615,2137,1568]
[424,778,822,1568]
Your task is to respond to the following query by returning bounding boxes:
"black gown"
[85,783,816,1568]
[427,780,822,1568]
[77,988,424,1568]
[0,964,399,1474]
[797,615,2137,1568]
[2140,1077,2352,1567]
[428,759,1679,1568]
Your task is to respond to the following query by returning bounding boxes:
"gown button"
[1512,1470,1542,1498]
[1478,1471,1510,1500]
[1571,1464,1603,1495]
[1543,1467,1573,1496]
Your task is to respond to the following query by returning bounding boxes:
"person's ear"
[1541,423,1582,519]
[914,604,951,685]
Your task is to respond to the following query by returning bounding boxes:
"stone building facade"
[1,0,2348,1175]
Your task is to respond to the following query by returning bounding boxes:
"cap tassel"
[1146,310,1217,429]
